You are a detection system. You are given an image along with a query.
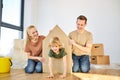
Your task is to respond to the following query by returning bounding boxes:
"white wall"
[24,0,120,64]
[24,0,40,34]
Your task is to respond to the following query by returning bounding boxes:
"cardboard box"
[91,44,104,55]
[91,55,110,64]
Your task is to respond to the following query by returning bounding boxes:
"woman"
[24,25,45,73]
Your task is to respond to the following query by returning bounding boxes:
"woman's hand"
[37,57,45,62]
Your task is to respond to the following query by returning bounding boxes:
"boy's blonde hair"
[49,37,62,48]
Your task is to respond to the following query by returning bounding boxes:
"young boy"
[47,37,67,78]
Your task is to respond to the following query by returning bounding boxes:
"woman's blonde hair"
[25,25,37,44]
[49,37,62,48]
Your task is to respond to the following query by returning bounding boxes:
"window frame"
[0,0,24,38]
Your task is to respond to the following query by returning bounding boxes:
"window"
[0,0,24,56]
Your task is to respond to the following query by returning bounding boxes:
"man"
[69,15,93,73]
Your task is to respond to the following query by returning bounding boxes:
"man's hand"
[69,39,76,45]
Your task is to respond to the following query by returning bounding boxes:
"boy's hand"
[46,74,54,78]
[59,74,66,78]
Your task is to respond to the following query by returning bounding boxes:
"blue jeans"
[72,54,90,73]
[25,59,43,73]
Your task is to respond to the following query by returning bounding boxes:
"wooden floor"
[0,69,79,80]
[73,69,120,80]
[0,68,120,80]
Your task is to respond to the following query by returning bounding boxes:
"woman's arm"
[25,52,44,62]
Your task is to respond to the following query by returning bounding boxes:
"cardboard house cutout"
[43,25,72,74]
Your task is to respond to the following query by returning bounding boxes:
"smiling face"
[28,27,39,40]
[76,15,87,31]
[49,37,62,53]
[51,43,60,53]
[76,19,86,31]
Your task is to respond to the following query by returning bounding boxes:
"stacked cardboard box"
[91,44,110,65]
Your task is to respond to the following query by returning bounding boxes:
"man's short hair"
[77,15,87,24]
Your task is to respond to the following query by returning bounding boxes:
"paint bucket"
[0,57,12,73]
